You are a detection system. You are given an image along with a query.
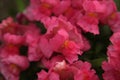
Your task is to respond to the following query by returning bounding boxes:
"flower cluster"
[24,0,117,34]
[102,32,120,80]
[0,0,120,80]
[38,60,99,80]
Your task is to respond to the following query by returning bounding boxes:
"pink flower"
[83,0,106,13]
[77,14,99,35]
[3,33,24,45]
[0,17,15,30]
[0,45,19,58]
[40,16,90,63]
[108,12,120,32]
[106,32,120,71]
[49,29,69,51]
[73,61,99,80]
[81,35,91,51]
[60,40,81,63]
[24,3,51,21]
[37,60,99,80]
[31,0,59,7]
[0,55,29,80]
[0,17,18,34]
[39,36,53,58]
[109,32,120,49]
[0,17,29,37]
[0,62,20,80]
[53,0,71,16]
[23,24,44,61]
[28,45,43,61]
[71,0,84,9]
[37,70,59,80]
[24,0,60,21]
[102,61,120,80]
[98,0,117,24]
[102,32,120,80]
[69,10,83,25]
[1,55,29,70]
[41,55,65,69]
[0,43,29,80]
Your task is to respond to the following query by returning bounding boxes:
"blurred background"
[0,0,29,21]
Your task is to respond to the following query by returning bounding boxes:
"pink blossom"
[0,17,29,36]
[108,12,120,32]
[102,61,120,80]
[83,0,106,13]
[28,45,43,61]
[0,62,20,80]
[98,0,117,24]
[40,16,90,63]
[0,17,14,30]
[37,70,59,80]
[81,35,91,51]
[30,0,59,7]
[0,44,29,80]
[53,0,71,16]
[69,10,83,25]
[109,32,120,49]
[71,0,84,9]
[49,29,69,51]
[0,17,18,34]
[23,24,44,61]
[3,33,24,45]
[1,0,119,79]
[102,32,120,80]
[24,3,51,21]
[0,54,29,80]
[77,14,99,35]
[0,45,19,58]
[41,55,65,69]
[81,0,117,26]
[1,55,29,70]
[39,36,53,58]
[24,0,60,21]
[60,40,81,63]
[108,34,120,71]
[43,16,90,51]
[37,60,99,80]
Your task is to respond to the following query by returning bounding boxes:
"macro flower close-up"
[0,0,120,80]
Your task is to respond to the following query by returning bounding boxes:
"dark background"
[0,0,29,21]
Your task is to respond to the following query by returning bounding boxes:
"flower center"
[41,3,52,9]
[88,12,97,18]
[109,12,117,19]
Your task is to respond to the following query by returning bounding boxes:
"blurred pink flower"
[102,61,120,80]
[37,60,99,80]
[0,55,29,80]
[39,16,90,63]
[3,33,24,45]
[102,32,120,80]
[77,14,99,35]
[108,12,120,32]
